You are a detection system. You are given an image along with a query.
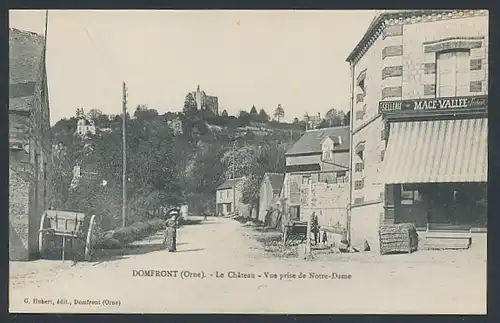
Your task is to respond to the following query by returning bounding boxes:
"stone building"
[167,117,183,135]
[282,127,350,221]
[191,85,219,116]
[76,117,96,137]
[303,113,322,130]
[9,28,51,260]
[216,177,245,216]
[346,10,488,251]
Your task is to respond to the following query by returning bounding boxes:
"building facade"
[282,127,350,222]
[9,28,51,260]
[346,10,488,251]
[167,117,183,135]
[258,173,284,225]
[191,85,219,116]
[216,178,245,216]
[303,113,322,130]
[76,117,96,137]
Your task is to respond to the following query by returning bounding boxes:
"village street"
[10,217,486,314]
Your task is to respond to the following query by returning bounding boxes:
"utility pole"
[305,178,313,255]
[122,82,128,227]
[232,142,236,215]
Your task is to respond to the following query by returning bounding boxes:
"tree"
[76,107,85,119]
[183,93,197,114]
[274,104,285,122]
[318,119,330,129]
[238,110,251,125]
[221,144,255,180]
[258,109,270,123]
[238,141,287,217]
[324,108,344,127]
[240,175,260,212]
[96,114,111,128]
[343,110,351,126]
[250,105,258,115]
[221,109,229,117]
[87,109,103,122]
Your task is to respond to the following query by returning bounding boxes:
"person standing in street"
[164,208,179,252]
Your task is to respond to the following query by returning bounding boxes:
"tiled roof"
[9,28,45,85]
[286,126,350,156]
[265,173,284,194]
[217,177,245,190]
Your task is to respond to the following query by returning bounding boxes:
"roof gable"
[217,177,245,190]
[286,126,350,156]
[264,173,284,194]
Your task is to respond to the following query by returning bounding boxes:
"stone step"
[422,237,471,250]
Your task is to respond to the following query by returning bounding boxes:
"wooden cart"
[38,210,99,261]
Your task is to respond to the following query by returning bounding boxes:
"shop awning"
[378,118,488,184]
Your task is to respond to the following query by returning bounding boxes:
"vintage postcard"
[9,9,487,314]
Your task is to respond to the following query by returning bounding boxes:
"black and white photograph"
[8,9,488,314]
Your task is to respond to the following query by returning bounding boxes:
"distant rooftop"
[286,127,350,156]
[217,177,245,190]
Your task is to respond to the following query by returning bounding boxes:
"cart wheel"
[38,212,48,258]
[84,215,97,262]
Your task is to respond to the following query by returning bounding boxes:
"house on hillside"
[9,28,51,261]
[216,177,245,216]
[282,127,350,222]
[258,173,285,227]
[76,117,96,137]
[303,112,322,130]
[167,117,183,135]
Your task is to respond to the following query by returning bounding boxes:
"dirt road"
[10,217,486,314]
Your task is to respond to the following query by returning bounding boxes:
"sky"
[9,10,377,125]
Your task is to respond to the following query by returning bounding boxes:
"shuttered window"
[436,50,471,97]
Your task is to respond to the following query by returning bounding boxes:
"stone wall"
[9,29,51,260]
[350,202,384,253]
[9,169,30,260]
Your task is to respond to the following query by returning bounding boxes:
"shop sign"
[378,95,488,113]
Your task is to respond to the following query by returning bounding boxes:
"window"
[355,162,364,172]
[227,203,232,213]
[354,179,364,190]
[302,175,311,185]
[401,185,422,205]
[380,150,385,162]
[226,190,230,198]
[436,50,470,97]
[322,149,332,160]
[219,191,223,199]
